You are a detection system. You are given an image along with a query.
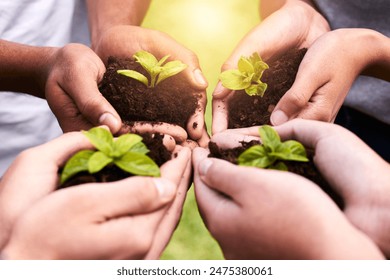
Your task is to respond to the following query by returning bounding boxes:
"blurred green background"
[142,0,260,259]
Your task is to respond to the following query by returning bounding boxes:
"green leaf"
[245,82,268,97]
[238,145,274,168]
[133,50,158,73]
[129,142,150,154]
[114,152,160,177]
[156,60,187,85]
[258,126,281,152]
[270,161,288,171]
[276,140,309,162]
[113,134,143,157]
[88,151,113,174]
[157,54,170,66]
[219,69,251,90]
[60,150,94,184]
[238,56,254,74]
[117,70,149,87]
[83,127,113,155]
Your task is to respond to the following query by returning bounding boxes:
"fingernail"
[199,158,213,177]
[153,178,176,199]
[271,110,289,125]
[212,82,225,97]
[193,69,207,86]
[99,113,120,131]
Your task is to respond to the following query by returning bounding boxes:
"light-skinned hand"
[212,0,330,134]
[193,146,383,259]
[0,129,191,259]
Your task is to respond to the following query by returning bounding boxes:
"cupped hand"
[212,0,330,134]
[93,25,209,146]
[192,147,383,259]
[1,175,178,259]
[270,29,389,124]
[44,43,122,134]
[273,119,390,257]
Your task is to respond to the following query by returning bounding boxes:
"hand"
[192,144,384,259]
[270,29,390,124]
[93,25,209,147]
[44,44,122,134]
[0,129,190,259]
[232,119,390,257]
[212,0,330,134]
[273,119,390,257]
[1,176,179,259]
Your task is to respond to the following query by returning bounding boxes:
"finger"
[72,176,178,219]
[211,131,260,150]
[212,97,229,135]
[270,63,323,125]
[29,131,93,167]
[59,62,122,134]
[195,129,210,148]
[193,148,238,229]
[274,119,334,149]
[144,152,192,259]
[121,122,188,144]
[181,139,200,150]
[160,146,192,186]
[187,89,208,141]
[212,82,233,99]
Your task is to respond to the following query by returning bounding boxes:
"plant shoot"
[117,50,187,88]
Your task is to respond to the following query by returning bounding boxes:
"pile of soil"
[99,56,200,131]
[58,133,171,189]
[228,48,307,128]
[208,141,344,209]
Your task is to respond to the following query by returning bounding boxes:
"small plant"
[238,125,309,171]
[219,52,269,97]
[60,127,160,184]
[117,50,187,88]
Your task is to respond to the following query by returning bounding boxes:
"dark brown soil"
[58,133,172,189]
[99,56,200,133]
[208,141,344,209]
[227,48,307,128]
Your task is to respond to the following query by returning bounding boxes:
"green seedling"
[238,125,309,171]
[219,52,269,96]
[60,127,160,184]
[117,50,187,88]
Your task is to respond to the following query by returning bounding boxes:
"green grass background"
[142,0,260,259]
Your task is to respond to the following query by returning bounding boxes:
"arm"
[86,0,151,50]
[0,40,122,133]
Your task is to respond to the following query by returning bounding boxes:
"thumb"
[84,177,177,218]
[270,60,321,125]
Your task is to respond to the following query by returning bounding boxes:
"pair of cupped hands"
[1,2,389,258]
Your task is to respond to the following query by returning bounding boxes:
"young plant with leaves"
[220,52,269,97]
[117,50,187,88]
[60,127,160,184]
[238,125,309,171]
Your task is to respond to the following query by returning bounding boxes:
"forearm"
[361,31,390,81]
[0,40,55,98]
[260,0,316,19]
[86,0,151,48]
